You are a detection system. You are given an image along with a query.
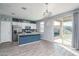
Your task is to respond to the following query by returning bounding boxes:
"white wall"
[43,20,54,42]
[36,19,54,42]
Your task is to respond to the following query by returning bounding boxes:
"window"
[40,22,44,32]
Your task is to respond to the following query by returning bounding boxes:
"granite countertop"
[18,32,40,36]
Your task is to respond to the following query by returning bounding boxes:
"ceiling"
[0,3,79,21]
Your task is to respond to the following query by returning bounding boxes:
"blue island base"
[19,34,41,45]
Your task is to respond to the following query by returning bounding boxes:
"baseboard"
[0,41,12,44]
[19,40,41,46]
[58,43,79,56]
[42,39,53,42]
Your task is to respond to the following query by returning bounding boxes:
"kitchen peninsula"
[18,32,41,45]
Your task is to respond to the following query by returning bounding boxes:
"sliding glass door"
[62,20,72,47]
[53,16,73,47]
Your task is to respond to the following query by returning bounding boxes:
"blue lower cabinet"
[19,34,41,45]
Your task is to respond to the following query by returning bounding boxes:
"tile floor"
[0,40,75,56]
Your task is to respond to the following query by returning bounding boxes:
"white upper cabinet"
[18,22,22,27]
[12,22,36,29]
[21,23,36,29]
[30,23,36,29]
[12,22,18,25]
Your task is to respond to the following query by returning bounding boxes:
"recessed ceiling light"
[12,13,15,15]
[45,3,48,5]
[21,7,27,10]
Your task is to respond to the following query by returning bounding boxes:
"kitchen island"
[18,32,41,45]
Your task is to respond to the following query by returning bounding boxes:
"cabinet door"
[19,36,31,44]
[12,22,18,25]
[30,23,36,29]
[21,23,30,29]
[1,21,12,43]
[18,22,22,27]
[19,35,41,45]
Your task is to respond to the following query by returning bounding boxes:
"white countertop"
[18,32,40,36]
